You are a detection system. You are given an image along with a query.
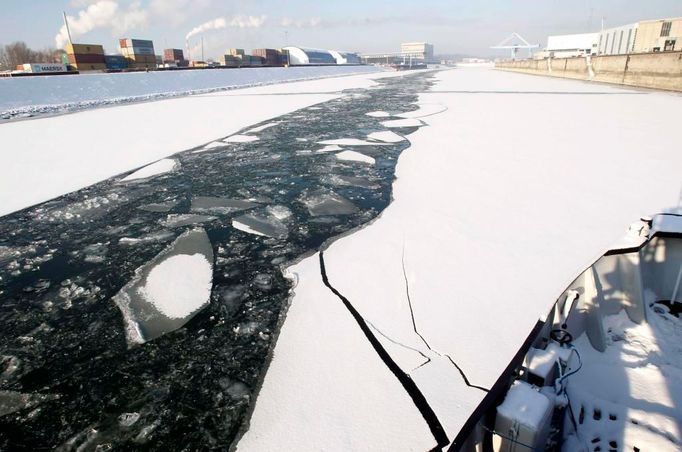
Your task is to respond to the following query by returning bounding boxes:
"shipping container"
[73,63,107,71]
[130,39,154,49]
[221,55,241,67]
[163,48,184,62]
[66,43,104,55]
[227,48,245,56]
[121,46,154,56]
[68,53,106,64]
[252,48,279,66]
[22,63,68,73]
[104,55,128,70]
[248,55,264,66]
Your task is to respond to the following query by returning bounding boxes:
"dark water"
[0,72,435,450]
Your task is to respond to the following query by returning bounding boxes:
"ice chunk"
[245,122,279,133]
[318,138,390,146]
[232,212,288,239]
[121,159,179,182]
[266,205,293,220]
[191,196,258,214]
[196,141,226,153]
[113,228,214,346]
[322,174,379,189]
[300,190,358,216]
[138,200,178,212]
[119,230,175,245]
[366,111,391,118]
[336,151,375,165]
[0,390,55,417]
[380,118,424,128]
[367,131,405,143]
[316,144,343,153]
[160,214,217,228]
[224,134,259,144]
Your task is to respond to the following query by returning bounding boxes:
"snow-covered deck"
[238,68,682,450]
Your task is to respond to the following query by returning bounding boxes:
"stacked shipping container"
[163,48,188,66]
[120,39,156,69]
[65,43,106,71]
[252,48,279,66]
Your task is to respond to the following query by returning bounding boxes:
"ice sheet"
[224,135,259,144]
[367,131,406,143]
[120,159,179,182]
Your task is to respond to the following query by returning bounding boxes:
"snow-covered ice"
[241,68,682,450]
[244,122,279,134]
[120,159,179,182]
[335,150,376,165]
[381,118,424,128]
[0,70,401,218]
[367,131,406,143]
[299,190,358,216]
[366,110,391,118]
[397,104,447,119]
[224,134,259,144]
[318,138,390,146]
[232,211,288,239]
[113,228,214,345]
[316,144,343,153]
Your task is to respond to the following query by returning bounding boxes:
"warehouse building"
[119,38,156,69]
[400,42,435,62]
[544,33,598,58]
[633,17,682,52]
[597,23,639,55]
[65,43,106,71]
[329,51,361,64]
[283,47,336,65]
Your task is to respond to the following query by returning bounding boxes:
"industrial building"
[400,42,435,62]
[329,50,361,64]
[65,43,106,71]
[633,17,681,52]
[597,23,639,55]
[119,38,156,69]
[544,33,598,58]
[596,17,681,55]
[284,47,336,65]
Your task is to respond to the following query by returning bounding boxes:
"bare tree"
[0,42,60,70]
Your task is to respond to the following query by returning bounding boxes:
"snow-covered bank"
[239,68,682,450]
[0,66,382,120]
[0,70,401,218]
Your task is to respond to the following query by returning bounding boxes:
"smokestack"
[62,11,73,46]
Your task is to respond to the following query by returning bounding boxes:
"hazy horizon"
[2,0,681,59]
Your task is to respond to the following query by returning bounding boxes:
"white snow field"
[0,69,404,218]
[238,68,682,450]
[0,65,381,119]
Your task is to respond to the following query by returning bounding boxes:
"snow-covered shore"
[238,68,682,450]
[0,70,398,218]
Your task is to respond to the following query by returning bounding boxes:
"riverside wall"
[495,52,682,92]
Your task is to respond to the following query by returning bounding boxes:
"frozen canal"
[0,72,433,449]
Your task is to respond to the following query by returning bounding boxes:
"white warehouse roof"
[547,32,599,51]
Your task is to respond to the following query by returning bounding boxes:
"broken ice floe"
[366,111,391,118]
[396,103,447,119]
[0,390,57,417]
[336,151,375,165]
[195,141,226,153]
[318,138,390,146]
[224,135,259,144]
[121,159,179,182]
[322,174,379,189]
[160,214,217,228]
[245,122,279,134]
[118,230,175,246]
[190,196,258,214]
[299,190,358,216]
[113,228,214,345]
[316,144,343,153]
[367,131,405,143]
[380,118,424,128]
[138,200,178,213]
[232,210,289,239]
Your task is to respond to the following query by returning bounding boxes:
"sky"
[1,0,680,58]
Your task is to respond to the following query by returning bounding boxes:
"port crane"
[491,33,539,59]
